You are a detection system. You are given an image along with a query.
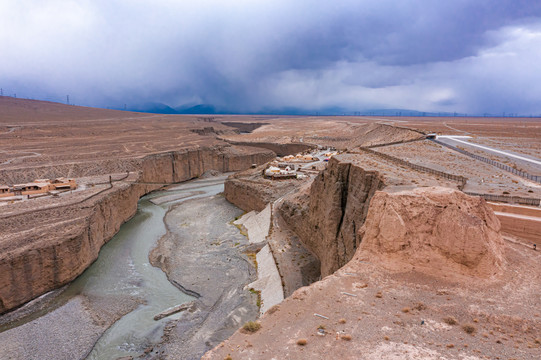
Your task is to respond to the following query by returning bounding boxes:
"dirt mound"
[358,187,506,278]
[353,123,424,148]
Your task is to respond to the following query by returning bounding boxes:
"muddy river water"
[0,174,256,360]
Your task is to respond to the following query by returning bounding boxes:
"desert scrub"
[341,334,352,341]
[267,304,280,315]
[443,316,458,325]
[248,288,262,308]
[242,321,261,333]
[462,323,476,334]
[297,339,307,346]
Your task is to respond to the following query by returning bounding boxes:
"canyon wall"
[279,157,385,276]
[0,145,274,314]
[357,187,506,278]
[224,178,271,212]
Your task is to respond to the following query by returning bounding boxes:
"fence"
[355,147,468,190]
[366,136,426,149]
[431,139,541,184]
[464,192,541,207]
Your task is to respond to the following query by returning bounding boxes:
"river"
[0,174,256,360]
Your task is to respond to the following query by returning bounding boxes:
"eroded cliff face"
[0,145,274,314]
[279,157,385,276]
[357,187,506,278]
[224,165,301,213]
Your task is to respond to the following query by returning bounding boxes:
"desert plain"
[0,96,540,359]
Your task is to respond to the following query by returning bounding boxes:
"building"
[0,178,77,198]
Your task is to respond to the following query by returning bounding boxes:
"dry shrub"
[224,356,233,360]
[384,336,390,341]
[341,334,352,341]
[462,324,476,334]
[375,292,383,298]
[338,318,346,324]
[413,302,426,311]
[446,344,455,348]
[443,316,458,325]
[297,339,307,346]
[242,321,261,333]
[267,305,280,315]
[402,307,410,313]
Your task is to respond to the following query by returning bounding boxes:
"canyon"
[1,97,541,359]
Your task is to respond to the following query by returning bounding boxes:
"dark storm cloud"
[2,0,541,113]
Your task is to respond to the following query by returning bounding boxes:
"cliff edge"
[357,187,506,278]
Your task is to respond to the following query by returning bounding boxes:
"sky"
[2,0,541,115]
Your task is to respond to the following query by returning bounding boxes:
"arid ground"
[1,97,540,359]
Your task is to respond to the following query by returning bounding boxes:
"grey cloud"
[1,0,541,113]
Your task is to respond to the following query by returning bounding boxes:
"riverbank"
[0,174,263,360]
[145,188,259,359]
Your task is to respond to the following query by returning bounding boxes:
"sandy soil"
[375,141,541,198]
[204,237,541,360]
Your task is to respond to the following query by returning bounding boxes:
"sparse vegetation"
[338,318,346,324]
[443,316,458,325]
[401,307,410,313]
[267,304,280,315]
[248,288,262,308]
[446,344,455,348]
[245,252,258,270]
[297,339,307,346]
[318,324,326,330]
[225,356,233,360]
[462,323,476,334]
[341,334,352,341]
[413,302,426,311]
[375,291,383,298]
[242,321,261,333]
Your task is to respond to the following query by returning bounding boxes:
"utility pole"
[66,95,70,105]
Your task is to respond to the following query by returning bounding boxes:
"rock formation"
[357,187,506,278]
[0,145,274,314]
[279,157,384,276]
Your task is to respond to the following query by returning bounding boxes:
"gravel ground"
[145,195,260,359]
[0,294,141,360]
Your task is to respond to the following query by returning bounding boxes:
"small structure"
[12,182,52,196]
[283,155,295,161]
[0,178,77,198]
[51,177,77,190]
[264,165,297,179]
[426,133,437,139]
[0,185,11,196]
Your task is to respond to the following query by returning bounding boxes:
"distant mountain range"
[115,102,514,117]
